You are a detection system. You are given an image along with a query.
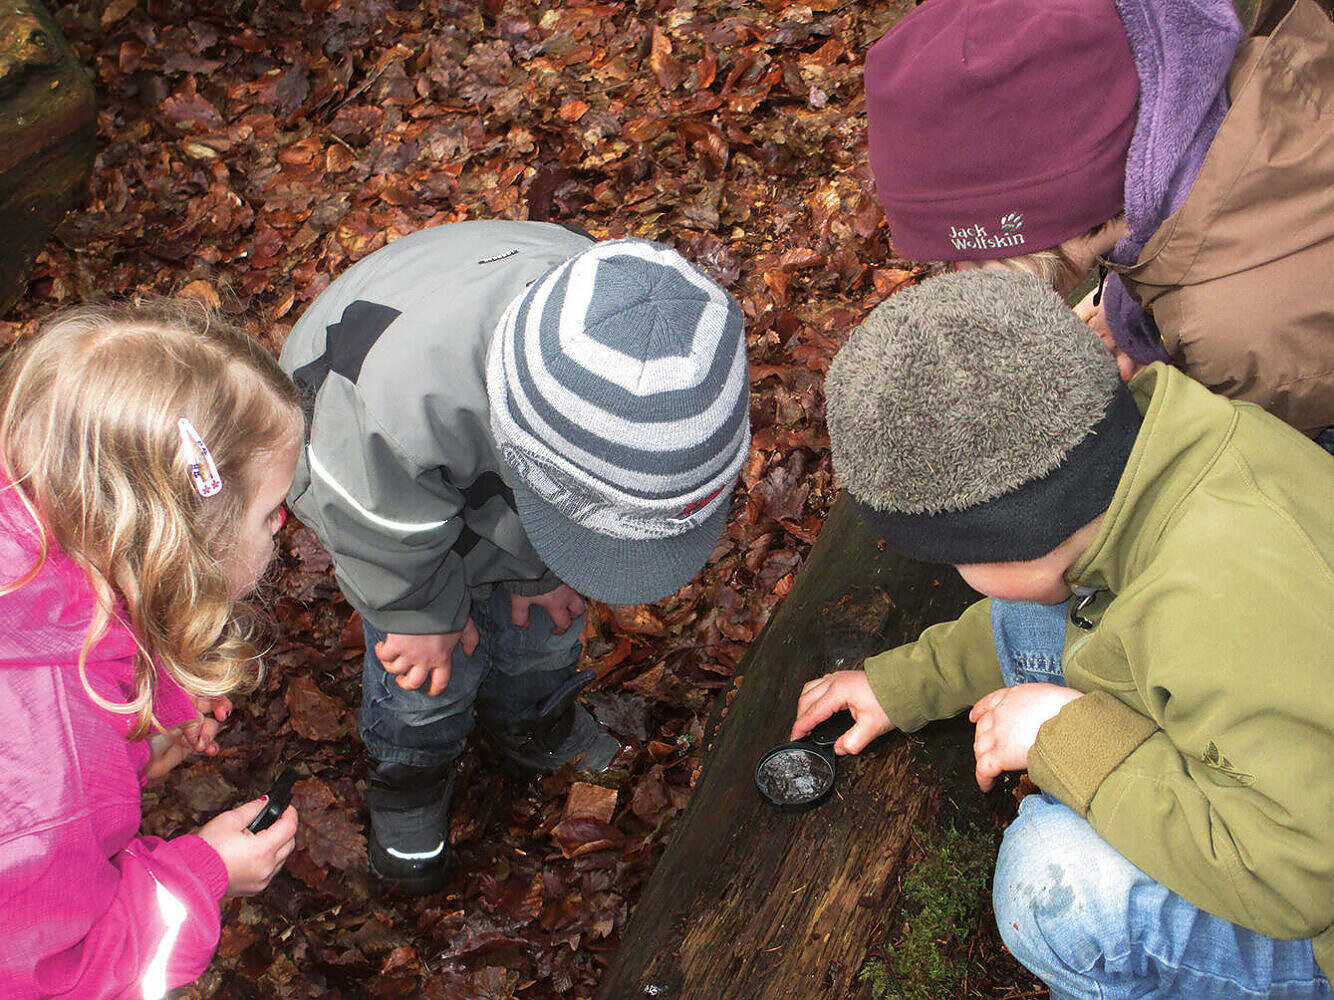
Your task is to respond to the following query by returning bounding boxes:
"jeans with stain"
[987,597,1331,1000]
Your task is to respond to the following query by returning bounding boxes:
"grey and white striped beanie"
[487,238,750,605]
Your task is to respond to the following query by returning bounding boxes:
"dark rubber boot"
[479,668,621,776]
[364,758,455,896]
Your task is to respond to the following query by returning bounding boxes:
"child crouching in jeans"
[792,270,1334,999]
[0,302,304,998]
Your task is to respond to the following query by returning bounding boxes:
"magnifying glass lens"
[756,746,834,806]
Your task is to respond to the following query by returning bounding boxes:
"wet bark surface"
[599,496,1015,1000]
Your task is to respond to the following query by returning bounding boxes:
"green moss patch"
[859,823,996,1000]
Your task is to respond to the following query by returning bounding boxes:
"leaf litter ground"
[6,1,1042,996]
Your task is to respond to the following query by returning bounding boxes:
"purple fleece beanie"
[866,0,1140,262]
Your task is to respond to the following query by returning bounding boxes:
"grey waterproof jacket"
[279,221,593,635]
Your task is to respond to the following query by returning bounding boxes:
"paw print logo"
[999,212,1023,233]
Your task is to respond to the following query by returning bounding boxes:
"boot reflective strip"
[142,879,187,999]
[386,840,445,861]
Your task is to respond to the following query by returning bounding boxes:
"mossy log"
[0,0,95,315]
[597,495,991,1000]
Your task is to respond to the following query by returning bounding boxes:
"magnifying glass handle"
[246,767,298,833]
[808,709,855,747]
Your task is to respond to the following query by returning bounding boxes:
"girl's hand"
[143,717,223,781]
[196,798,299,898]
[192,693,233,725]
[1075,287,1144,382]
[969,683,1084,791]
[790,671,895,755]
[180,714,223,755]
[145,733,187,781]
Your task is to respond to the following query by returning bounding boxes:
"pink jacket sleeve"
[1,821,228,1000]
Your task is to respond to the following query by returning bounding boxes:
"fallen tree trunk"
[598,494,991,1000]
[0,0,95,315]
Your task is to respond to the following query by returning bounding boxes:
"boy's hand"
[377,622,481,696]
[196,798,298,898]
[510,584,586,635]
[969,683,1084,792]
[144,716,224,781]
[790,671,895,755]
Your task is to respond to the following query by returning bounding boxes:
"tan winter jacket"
[864,365,1334,977]
[1112,0,1334,434]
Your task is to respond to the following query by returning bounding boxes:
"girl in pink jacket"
[0,301,305,999]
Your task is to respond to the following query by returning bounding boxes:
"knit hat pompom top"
[826,270,1123,517]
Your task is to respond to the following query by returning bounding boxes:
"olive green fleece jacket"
[864,364,1334,976]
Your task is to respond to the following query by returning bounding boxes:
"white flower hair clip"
[178,418,222,498]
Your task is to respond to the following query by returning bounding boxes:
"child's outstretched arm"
[790,671,894,754]
[790,598,1005,756]
[858,598,1004,735]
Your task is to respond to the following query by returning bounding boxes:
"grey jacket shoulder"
[281,220,592,461]
[277,221,593,633]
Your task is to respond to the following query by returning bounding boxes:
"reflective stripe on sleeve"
[307,447,453,533]
[141,879,188,1000]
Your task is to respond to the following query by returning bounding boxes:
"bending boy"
[281,221,749,895]
[794,270,1334,998]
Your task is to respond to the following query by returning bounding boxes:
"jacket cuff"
[362,601,471,636]
[169,834,230,902]
[504,572,563,598]
[864,651,932,734]
[1315,925,1334,985]
[1028,690,1158,815]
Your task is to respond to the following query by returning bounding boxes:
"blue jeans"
[359,587,585,768]
[988,598,1331,1000]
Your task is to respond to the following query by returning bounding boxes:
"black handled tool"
[246,767,298,833]
[754,710,855,812]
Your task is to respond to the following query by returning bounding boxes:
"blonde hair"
[982,216,1125,291]
[991,246,1088,289]
[0,299,303,738]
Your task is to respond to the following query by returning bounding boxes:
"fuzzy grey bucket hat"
[825,270,1140,563]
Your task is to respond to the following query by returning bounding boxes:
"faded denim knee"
[992,795,1142,998]
[994,794,1334,1000]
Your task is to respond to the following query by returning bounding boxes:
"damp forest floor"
[7,1,1044,997]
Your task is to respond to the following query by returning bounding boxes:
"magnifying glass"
[754,710,854,812]
[246,766,298,833]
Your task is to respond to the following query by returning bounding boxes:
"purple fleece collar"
[1104,0,1243,363]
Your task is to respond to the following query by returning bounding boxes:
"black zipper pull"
[1092,262,1109,307]
[1070,590,1098,630]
